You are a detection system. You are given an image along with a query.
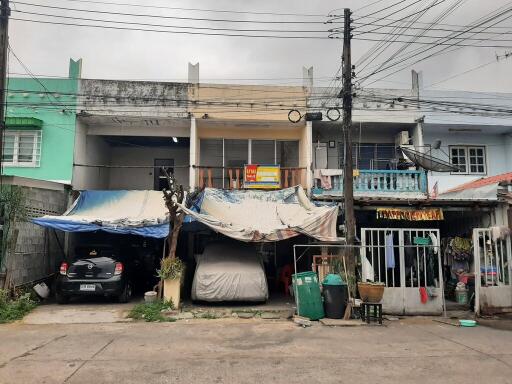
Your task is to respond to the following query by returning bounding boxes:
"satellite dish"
[400,146,461,172]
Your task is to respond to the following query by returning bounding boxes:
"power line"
[12,1,331,24]
[13,10,329,33]
[11,17,331,39]
[47,0,328,18]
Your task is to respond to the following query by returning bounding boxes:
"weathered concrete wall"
[7,185,68,286]
[80,79,190,117]
[72,119,111,190]
[189,83,307,121]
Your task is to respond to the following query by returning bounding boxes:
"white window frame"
[449,145,486,175]
[2,130,42,167]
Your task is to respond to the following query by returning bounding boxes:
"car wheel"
[56,292,69,304]
[118,283,132,303]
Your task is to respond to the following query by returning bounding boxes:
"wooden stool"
[361,302,383,325]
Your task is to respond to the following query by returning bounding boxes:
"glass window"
[450,146,485,174]
[251,140,275,165]
[2,130,41,167]
[199,139,223,188]
[276,141,299,167]
[224,139,248,168]
[18,135,35,162]
[2,134,15,163]
[340,143,395,170]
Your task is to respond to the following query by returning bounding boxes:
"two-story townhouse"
[3,59,81,184]
[307,73,512,315]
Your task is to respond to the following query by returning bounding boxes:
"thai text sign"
[244,165,281,189]
[376,208,444,221]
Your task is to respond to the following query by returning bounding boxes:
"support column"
[305,121,313,193]
[189,117,197,190]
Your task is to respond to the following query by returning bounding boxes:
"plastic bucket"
[455,289,468,305]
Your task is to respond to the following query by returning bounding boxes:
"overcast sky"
[8,0,512,92]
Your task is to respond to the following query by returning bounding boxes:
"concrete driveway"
[22,301,136,325]
[1,317,512,384]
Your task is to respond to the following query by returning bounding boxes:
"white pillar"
[189,117,197,190]
[305,121,313,193]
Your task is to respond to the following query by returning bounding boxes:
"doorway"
[154,159,174,191]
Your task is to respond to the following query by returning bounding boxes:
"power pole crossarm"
[342,8,356,249]
[0,0,10,176]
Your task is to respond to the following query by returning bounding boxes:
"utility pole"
[341,8,355,250]
[0,0,9,175]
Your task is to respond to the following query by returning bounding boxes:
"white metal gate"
[473,228,512,315]
[361,228,443,315]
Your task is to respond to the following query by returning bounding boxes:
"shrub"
[128,299,175,322]
[0,289,37,323]
[156,257,184,280]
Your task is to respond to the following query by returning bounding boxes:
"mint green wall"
[2,60,80,183]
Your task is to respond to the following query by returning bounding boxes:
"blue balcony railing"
[313,169,427,195]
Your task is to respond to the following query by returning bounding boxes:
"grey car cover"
[191,242,269,302]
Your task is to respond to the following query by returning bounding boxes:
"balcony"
[312,169,427,197]
[195,166,306,190]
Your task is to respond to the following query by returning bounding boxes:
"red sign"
[245,164,258,182]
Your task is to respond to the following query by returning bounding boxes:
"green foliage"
[200,312,217,319]
[156,257,184,280]
[0,289,37,324]
[0,186,27,223]
[128,299,175,322]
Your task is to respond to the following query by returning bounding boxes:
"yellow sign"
[376,208,444,221]
[244,165,281,189]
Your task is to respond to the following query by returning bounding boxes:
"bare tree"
[161,167,185,260]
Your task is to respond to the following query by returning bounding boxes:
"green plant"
[200,311,217,320]
[128,299,175,322]
[156,257,184,280]
[0,289,37,323]
[0,186,27,270]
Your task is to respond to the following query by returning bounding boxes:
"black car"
[55,244,132,304]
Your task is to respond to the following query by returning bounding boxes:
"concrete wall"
[72,120,111,190]
[189,83,307,121]
[2,184,68,286]
[423,125,510,192]
[108,146,189,189]
[79,79,190,117]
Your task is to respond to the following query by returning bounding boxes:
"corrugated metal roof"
[443,172,512,193]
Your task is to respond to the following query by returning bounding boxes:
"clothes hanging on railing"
[385,232,395,269]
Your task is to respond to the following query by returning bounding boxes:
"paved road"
[1,318,512,384]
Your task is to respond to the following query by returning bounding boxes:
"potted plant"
[157,257,184,309]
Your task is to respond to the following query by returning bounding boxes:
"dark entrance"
[154,158,174,190]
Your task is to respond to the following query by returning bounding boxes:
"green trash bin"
[292,271,324,320]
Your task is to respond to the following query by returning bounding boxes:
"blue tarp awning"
[33,190,170,238]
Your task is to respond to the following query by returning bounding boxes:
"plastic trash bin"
[322,274,348,319]
[292,271,324,320]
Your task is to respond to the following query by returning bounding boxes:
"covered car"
[192,242,268,302]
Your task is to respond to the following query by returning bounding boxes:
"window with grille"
[450,145,486,175]
[2,130,41,167]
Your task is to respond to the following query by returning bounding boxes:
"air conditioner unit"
[395,131,410,147]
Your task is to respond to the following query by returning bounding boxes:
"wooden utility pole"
[342,8,355,249]
[0,0,9,174]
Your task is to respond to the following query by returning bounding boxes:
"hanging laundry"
[429,233,439,255]
[385,232,395,269]
[491,226,510,241]
[419,287,428,304]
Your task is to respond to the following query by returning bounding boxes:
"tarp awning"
[181,186,341,242]
[33,190,169,238]
[33,187,341,242]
